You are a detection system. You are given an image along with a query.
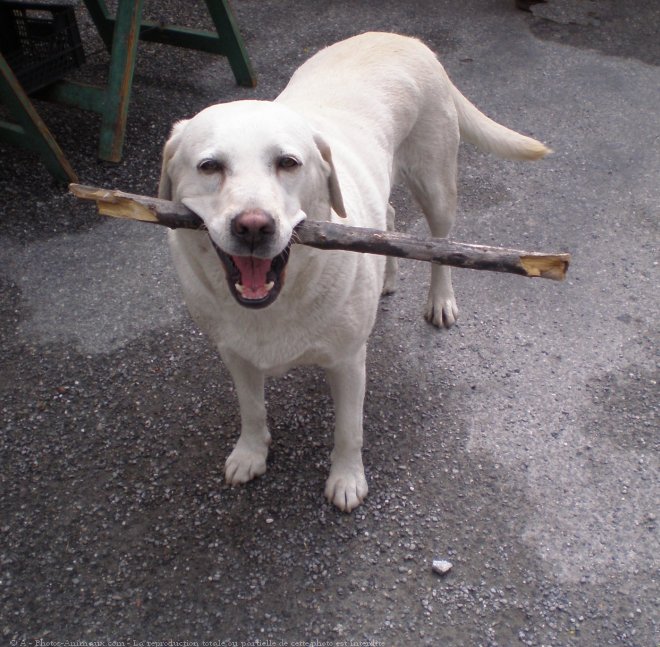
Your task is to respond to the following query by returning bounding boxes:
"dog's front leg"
[324,345,369,512]
[221,350,271,485]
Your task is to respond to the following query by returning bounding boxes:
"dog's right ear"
[158,119,189,200]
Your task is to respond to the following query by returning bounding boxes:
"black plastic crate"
[0,1,85,93]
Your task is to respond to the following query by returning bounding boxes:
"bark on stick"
[69,183,570,281]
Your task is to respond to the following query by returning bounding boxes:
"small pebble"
[432,559,453,575]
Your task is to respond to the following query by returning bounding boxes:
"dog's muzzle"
[210,210,292,308]
[212,241,292,309]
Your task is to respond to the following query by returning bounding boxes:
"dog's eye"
[198,159,224,174]
[277,155,301,170]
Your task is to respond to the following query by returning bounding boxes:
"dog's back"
[278,32,549,163]
[277,32,453,157]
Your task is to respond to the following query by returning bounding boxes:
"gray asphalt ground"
[1,1,658,645]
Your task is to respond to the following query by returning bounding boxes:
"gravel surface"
[1,1,657,646]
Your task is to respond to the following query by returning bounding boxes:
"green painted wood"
[82,0,114,51]
[204,0,256,87]
[135,22,230,54]
[84,0,255,86]
[98,0,144,162]
[0,53,77,183]
[10,0,255,165]
[41,80,106,114]
[0,119,26,147]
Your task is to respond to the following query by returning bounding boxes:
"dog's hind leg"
[381,203,398,295]
[222,350,271,484]
[405,169,459,328]
[399,113,460,328]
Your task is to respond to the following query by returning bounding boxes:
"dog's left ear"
[314,133,347,218]
[158,119,189,200]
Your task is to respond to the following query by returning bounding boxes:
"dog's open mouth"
[211,240,291,308]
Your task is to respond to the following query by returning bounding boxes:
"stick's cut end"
[520,254,570,281]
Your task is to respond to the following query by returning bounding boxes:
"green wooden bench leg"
[204,0,256,87]
[82,0,114,51]
[0,54,77,183]
[98,0,144,162]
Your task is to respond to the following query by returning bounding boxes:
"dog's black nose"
[231,210,276,247]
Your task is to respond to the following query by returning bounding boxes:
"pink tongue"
[232,256,273,299]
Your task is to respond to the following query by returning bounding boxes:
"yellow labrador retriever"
[159,32,548,511]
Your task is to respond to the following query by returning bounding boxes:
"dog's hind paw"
[325,461,368,512]
[225,440,268,484]
[381,257,398,295]
[424,295,458,329]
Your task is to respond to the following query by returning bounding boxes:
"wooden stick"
[69,184,570,281]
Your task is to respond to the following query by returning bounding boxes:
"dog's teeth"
[235,283,244,294]
[265,281,275,292]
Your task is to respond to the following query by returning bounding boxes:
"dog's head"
[159,100,345,308]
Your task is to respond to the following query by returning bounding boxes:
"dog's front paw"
[424,294,458,328]
[325,459,368,512]
[225,438,269,484]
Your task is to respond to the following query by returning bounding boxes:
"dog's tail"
[450,84,550,161]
